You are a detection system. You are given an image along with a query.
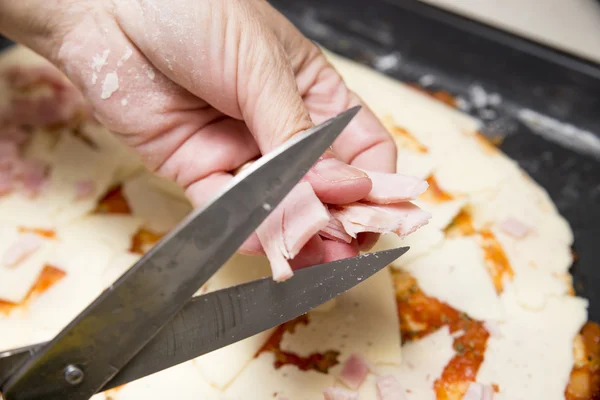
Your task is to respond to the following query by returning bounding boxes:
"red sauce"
[130,228,163,254]
[420,176,454,203]
[381,116,429,154]
[566,322,600,400]
[18,227,56,238]
[406,83,457,108]
[257,315,339,373]
[479,230,513,293]
[393,270,489,399]
[0,265,66,314]
[95,186,131,214]
[445,209,476,237]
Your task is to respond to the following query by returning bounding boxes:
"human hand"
[0,0,396,267]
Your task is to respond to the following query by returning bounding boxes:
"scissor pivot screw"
[64,364,84,385]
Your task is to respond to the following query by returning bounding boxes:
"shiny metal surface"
[1,107,360,400]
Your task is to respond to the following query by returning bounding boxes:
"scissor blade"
[1,107,360,400]
[103,246,409,390]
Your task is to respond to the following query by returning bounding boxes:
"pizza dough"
[0,44,589,400]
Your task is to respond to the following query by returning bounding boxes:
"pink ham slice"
[2,233,44,267]
[339,354,370,390]
[323,387,359,400]
[17,160,47,197]
[376,375,408,400]
[363,170,429,204]
[462,382,494,400]
[498,217,531,239]
[330,202,431,239]
[319,211,352,244]
[257,182,330,282]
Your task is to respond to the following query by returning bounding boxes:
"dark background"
[1,0,599,319]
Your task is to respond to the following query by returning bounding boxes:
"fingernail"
[314,158,367,183]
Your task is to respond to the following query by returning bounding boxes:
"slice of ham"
[462,382,494,400]
[257,182,330,282]
[323,387,359,400]
[363,170,429,204]
[330,202,431,239]
[339,354,370,390]
[319,212,352,244]
[498,217,531,239]
[75,180,96,200]
[2,232,44,267]
[376,375,408,400]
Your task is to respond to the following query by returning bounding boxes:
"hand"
[0,0,396,266]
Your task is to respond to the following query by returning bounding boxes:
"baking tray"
[0,0,599,320]
[267,0,600,319]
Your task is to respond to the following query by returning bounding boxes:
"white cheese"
[0,192,57,229]
[224,352,336,400]
[431,135,520,196]
[280,268,401,366]
[101,251,142,288]
[477,285,588,400]
[0,316,34,352]
[115,361,221,400]
[358,327,455,400]
[23,128,58,164]
[414,198,467,230]
[0,227,55,303]
[324,49,480,136]
[58,214,143,253]
[193,254,275,390]
[403,236,505,321]
[122,172,192,234]
[396,148,436,180]
[371,224,444,266]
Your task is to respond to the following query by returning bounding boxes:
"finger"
[289,235,325,270]
[255,3,397,174]
[322,238,359,263]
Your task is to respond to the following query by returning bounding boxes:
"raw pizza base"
[0,45,588,400]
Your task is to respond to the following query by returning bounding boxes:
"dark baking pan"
[0,0,599,319]
[268,0,600,319]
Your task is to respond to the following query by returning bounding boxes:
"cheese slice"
[114,361,221,400]
[224,352,336,400]
[431,135,520,196]
[58,214,143,253]
[403,236,505,321]
[280,268,401,366]
[193,254,275,390]
[371,224,444,266]
[357,326,455,400]
[0,316,34,352]
[470,168,573,245]
[47,131,120,224]
[101,251,142,288]
[0,226,55,304]
[414,198,467,230]
[477,285,588,400]
[48,238,116,275]
[396,148,436,180]
[0,192,57,229]
[324,49,480,136]
[492,228,571,310]
[122,171,192,234]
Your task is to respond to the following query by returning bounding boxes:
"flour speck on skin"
[165,59,173,71]
[121,98,128,106]
[92,50,110,73]
[117,47,133,67]
[101,72,119,100]
[143,64,156,81]
[92,72,98,85]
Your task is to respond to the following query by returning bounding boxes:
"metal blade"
[0,247,407,396]
[1,107,360,400]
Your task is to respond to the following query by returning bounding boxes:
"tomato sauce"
[130,229,163,254]
[257,315,339,373]
[393,270,489,399]
[95,186,131,214]
[566,322,600,400]
[18,227,56,238]
[0,265,66,314]
[381,116,429,153]
[420,176,453,203]
[478,230,513,293]
[406,83,457,108]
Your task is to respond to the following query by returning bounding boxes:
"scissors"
[0,106,408,400]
